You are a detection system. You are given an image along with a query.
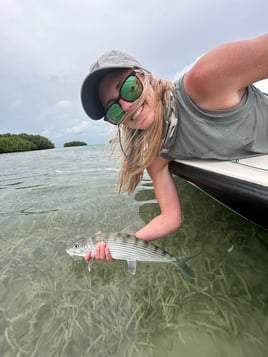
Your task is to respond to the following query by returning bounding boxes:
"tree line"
[0,133,55,154]
[64,141,87,147]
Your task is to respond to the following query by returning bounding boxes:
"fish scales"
[93,233,175,262]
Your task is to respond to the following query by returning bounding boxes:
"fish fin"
[120,224,137,236]
[177,253,200,279]
[87,256,94,272]
[127,261,137,275]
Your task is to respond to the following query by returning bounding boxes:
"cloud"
[66,120,91,134]
[55,100,73,110]
[254,79,268,94]
[1,0,268,146]
[173,55,204,81]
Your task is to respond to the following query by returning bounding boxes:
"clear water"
[0,145,267,357]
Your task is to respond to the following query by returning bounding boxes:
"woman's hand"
[84,241,113,263]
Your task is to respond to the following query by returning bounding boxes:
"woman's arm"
[184,33,268,110]
[84,157,180,263]
[136,156,182,241]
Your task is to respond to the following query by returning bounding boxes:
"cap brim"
[81,68,114,120]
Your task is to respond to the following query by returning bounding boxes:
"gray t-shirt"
[160,76,268,160]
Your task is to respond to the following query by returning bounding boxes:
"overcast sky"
[1,0,268,147]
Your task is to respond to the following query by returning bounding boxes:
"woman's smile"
[131,105,144,120]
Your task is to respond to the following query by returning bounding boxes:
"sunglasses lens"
[106,103,125,125]
[121,75,143,102]
[104,72,143,125]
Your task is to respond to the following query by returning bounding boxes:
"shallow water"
[0,145,267,357]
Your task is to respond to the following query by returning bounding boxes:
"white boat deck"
[175,155,268,187]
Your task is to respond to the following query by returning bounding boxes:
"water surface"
[0,146,267,356]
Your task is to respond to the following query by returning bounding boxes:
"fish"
[66,232,198,279]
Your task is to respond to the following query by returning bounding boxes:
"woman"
[81,33,268,262]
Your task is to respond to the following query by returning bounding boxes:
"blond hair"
[112,72,174,194]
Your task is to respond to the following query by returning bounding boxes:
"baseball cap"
[81,50,149,120]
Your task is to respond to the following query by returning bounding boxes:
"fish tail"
[176,253,199,279]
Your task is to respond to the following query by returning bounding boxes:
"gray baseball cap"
[81,50,149,120]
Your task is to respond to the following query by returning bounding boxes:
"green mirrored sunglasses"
[104,71,143,125]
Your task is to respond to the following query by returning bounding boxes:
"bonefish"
[66,232,198,279]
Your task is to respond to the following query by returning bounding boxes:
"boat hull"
[169,156,268,231]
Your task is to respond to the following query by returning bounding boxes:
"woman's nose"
[118,98,132,111]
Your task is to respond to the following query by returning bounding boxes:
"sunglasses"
[104,70,144,125]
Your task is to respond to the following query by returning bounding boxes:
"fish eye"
[74,243,79,248]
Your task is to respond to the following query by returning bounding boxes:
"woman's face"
[98,69,155,130]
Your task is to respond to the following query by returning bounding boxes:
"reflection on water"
[0,146,267,357]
